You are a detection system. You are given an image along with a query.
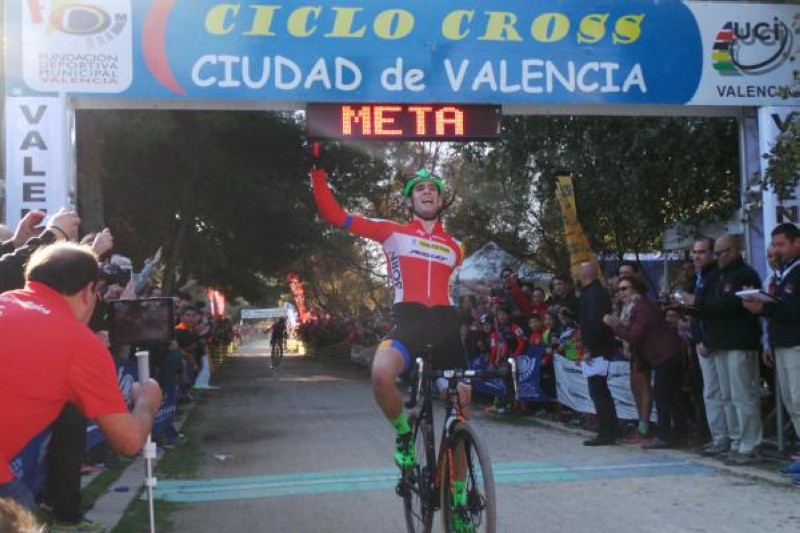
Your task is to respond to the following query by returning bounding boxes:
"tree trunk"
[163,209,193,294]
[75,112,106,231]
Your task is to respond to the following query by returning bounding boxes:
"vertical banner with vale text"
[760,107,800,246]
[4,96,73,226]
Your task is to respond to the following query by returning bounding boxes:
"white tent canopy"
[457,242,550,298]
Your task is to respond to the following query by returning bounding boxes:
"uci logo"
[711,18,795,75]
[712,18,795,75]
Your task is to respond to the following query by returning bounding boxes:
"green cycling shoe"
[394,432,416,469]
[450,480,474,532]
[450,510,475,533]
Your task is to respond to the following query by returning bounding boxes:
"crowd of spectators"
[0,208,237,531]
[296,311,350,347]
[3,205,799,531]
[410,227,800,473]
[294,306,394,348]
[268,223,800,480]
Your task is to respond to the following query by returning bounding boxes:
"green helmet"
[402,169,445,198]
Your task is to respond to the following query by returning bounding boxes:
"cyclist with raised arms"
[311,161,473,527]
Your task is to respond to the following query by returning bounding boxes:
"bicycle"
[396,346,517,533]
[270,337,284,371]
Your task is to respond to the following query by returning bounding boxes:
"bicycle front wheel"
[402,414,435,533]
[440,422,496,533]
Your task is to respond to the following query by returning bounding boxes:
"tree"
[448,115,740,273]
[82,110,320,302]
[292,141,395,314]
[762,113,800,200]
[761,67,800,207]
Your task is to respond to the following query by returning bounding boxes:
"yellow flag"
[555,175,602,282]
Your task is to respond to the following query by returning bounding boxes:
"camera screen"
[109,298,175,345]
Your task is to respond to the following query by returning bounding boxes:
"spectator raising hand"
[119,278,137,300]
[91,228,114,256]
[149,246,163,265]
[10,210,46,248]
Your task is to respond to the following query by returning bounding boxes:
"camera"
[99,263,132,286]
[109,298,175,346]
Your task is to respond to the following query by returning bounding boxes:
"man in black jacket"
[681,237,729,456]
[690,234,762,465]
[551,273,580,319]
[578,262,619,446]
[743,223,800,475]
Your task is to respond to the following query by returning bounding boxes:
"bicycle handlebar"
[404,357,518,409]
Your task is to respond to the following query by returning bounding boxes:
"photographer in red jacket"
[0,243,162,509]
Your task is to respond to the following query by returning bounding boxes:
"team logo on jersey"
[389,251,403,289]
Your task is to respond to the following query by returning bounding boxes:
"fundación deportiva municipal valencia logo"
[712,16,798,75]
[27,0,128,46]
[22,0,133,93]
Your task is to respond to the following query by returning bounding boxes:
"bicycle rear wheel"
[401,414,435,533]
[440,422,496,533]
[270,343,282,370]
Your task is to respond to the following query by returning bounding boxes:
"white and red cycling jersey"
[312,168,464,307]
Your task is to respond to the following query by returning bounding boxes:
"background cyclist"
[270,317,288,356]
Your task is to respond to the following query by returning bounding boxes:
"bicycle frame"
[405,352,517,515]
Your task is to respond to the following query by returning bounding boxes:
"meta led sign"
[306,104,501,141]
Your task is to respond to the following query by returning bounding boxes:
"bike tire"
[440,422,496,533]
[402,414,435,533]
[271,343,281,370]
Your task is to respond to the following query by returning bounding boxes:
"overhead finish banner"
[4,1,799,106]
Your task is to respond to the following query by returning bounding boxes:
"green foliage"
[83,111,741,310]
[762,112,800,200]
[448,116,739,270]
[85,110,320,302]
[294,141,394,314]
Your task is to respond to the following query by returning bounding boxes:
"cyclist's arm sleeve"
[311,168,393,242]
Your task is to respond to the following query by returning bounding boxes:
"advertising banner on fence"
[86,358,178,449]
[4,1,798,106]
[241,308,287,320]
[470,347,553,402]
[553,355,648,421]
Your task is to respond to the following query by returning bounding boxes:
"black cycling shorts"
[380,303,467,375]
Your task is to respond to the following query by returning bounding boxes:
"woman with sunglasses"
[603,276,686,449]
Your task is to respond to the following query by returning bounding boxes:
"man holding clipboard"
[682,234,763,465]
[742,223,800,478]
